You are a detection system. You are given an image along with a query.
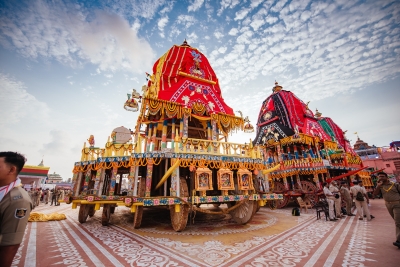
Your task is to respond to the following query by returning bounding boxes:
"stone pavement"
[11,198,399,267]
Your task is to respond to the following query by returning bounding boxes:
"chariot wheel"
[88,205,96,217]
[268,199,277,210]
[255,201,261,212]
[101,204,111,226]
[273,182,290,208]
[228,200,257,224]
[78,204,90,223]
[169,177,189,232]
[299,181,319,206]
[133,177,146,229]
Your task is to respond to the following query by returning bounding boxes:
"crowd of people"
[323,175,375,222]
[27,188,70,208]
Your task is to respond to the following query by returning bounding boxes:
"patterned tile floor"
[12,199,398,267]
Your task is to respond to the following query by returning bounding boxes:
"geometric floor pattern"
[12,199,398,267]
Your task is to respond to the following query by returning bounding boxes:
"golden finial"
[272,81,283,92]
[315,109,322,118]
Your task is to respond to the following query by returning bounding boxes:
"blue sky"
[1,0,399,180]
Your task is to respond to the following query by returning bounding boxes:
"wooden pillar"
[145,159,153,197]
[132,166,139,196]
[170,159,180,197]
[151,123,158,151]
[161,120,168,149]
[82,169,91,192]
[97,169,106,197]
[296,174,301,189]
[73,172,82,197]
[146,124,152,152]
[128,165,136,191]
[164,159,168,196]
[313,173,321,190]
[294,145,299,159]
[93,168,103,195]
[109,166,118,196]
[282,176,289,190]
[207,121,212,152]
[262,173,270,192]
[171,119,176,149]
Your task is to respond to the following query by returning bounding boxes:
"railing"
[178,138,258,158]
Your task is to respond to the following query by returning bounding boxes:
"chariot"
[253,82,374,208]
[65,41,282,231]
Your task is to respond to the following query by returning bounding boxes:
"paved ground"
[12,198,399,267]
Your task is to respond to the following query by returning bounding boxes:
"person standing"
[44,189,49,204]
[340,181,355,216]
[0,152,33,267]
[329,181,344,218]
[358,180,375,219]
[373,172,400,248]
[323,182,337,221]
[350,181,371,221]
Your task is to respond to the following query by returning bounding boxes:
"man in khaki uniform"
[329,181,344,218]
[340,181,355,216]
[0,152,32,267]
[373,172,400,248]
[350,180,371,221]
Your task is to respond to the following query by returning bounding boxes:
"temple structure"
[19,160,50,189]
[354,137,400,182]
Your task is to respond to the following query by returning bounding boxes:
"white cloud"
[187,32,199,44]
[218,46,228,54]
[175,15,197,28]
[0,73,50,126]
[130,0,169,19]
[214,31,224,39]
[188,0,205,12]
[228,28,239,36]
[158,16,169,38]
[0,1,155,74]
[217,0,240,16]
[270,0,289,13]
[235,8,251,20]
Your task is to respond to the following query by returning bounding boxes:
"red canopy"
[149,43,234,115]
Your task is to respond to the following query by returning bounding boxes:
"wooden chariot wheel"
[88,205,96,217]
[299,181,320,206]
[228,199,257,224]
[169,177,190,232]
[101,204,111,226]
[272,182,290,208]
[133,177,146,229]
[78,204,90,223]
[268,199,277,210]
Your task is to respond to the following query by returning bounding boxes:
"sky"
[0,0,399,181]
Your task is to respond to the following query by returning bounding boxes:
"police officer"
[0,152,32,267]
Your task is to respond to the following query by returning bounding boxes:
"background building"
[19,160,50,189]
[47,172,63,184]
[354,137,400,181]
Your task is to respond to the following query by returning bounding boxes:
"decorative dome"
[353,136,370,150]
[254,82,330,145]
[144,40,234,116]
[253,82,357,154]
